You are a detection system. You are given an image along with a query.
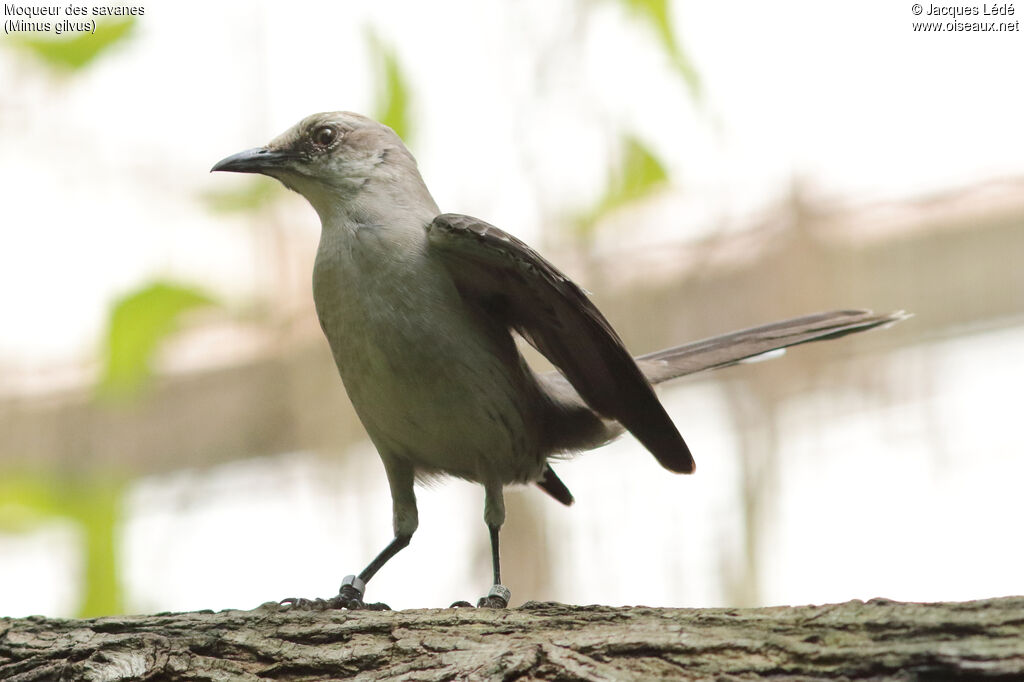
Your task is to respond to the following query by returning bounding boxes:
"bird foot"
[476,584,510,609]
[449,585,510,609]
[276,575,391,611]
[277,595,354,610]
[277,596,392,611]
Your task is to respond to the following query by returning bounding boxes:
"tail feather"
[535,464,574,506]
[636,309,909,385]
[536,309,908,480]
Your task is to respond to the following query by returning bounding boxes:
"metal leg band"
[488,584,511,604]
[339,574,366,600]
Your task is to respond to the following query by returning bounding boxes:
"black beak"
[210,147,297,174]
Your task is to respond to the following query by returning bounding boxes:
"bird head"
[212,112,434,223]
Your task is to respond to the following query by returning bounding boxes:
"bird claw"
[276,594,392,611]
[277,595,333,611]
[476,596,507,608]
[275,574,391,611]
[449,600,474,608]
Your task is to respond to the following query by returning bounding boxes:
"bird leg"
[282,461,418,611]
[476,482,510,608]
[453,485,511,608]
[278,534,411,611]
[477,523,511,607]
[337,532,412,609]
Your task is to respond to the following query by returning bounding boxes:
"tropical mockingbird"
[212,112,903,609]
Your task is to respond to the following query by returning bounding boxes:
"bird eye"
[312,125,337,147]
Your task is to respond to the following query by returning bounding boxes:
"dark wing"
[426,213,693,474]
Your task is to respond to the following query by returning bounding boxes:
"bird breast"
[311,222,544,485]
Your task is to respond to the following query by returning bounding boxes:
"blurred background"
[2,0,1022,618]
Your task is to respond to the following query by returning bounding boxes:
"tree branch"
[2,597,1022,680]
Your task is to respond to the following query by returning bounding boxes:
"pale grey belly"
[317,275,544,485]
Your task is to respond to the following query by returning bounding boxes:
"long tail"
[536,309,907,504]
[635,309,908,385]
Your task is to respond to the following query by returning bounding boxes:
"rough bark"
[2,597,1022,681]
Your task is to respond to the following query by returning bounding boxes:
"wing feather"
[427,213,693,474]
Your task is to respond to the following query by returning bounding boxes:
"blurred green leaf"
[8,17,136,72]
[66,477,125,617]
[0,473,64,531]
[366,29,412,141]
[99,281,218,400]
[0,471,125,616]
[201,178,283,215]
[617,0,700,97]
[576,134,669,237]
